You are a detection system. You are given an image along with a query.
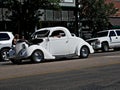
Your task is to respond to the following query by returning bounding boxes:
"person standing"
[12,34,20,45]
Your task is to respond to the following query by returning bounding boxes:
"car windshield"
[32,30,50,38]
[94,31,108,37]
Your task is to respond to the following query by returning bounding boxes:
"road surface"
[0,50,120,90]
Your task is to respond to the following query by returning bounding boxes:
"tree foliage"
[4,0,60,35]
[79,0,118,33]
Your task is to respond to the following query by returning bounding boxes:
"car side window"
[109,31,116,37]
[116,30,120,36]
[33,30,49,38]
[51,30,65,38]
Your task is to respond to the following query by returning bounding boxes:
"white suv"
[0,32,14,61]
[86,29,120,52]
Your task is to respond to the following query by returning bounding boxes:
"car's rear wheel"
[102,43,109,52]
[31,50,44,63]
[0,48,10,61]
[80,46,89,58]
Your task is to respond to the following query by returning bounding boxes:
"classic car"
[9,27,94,64]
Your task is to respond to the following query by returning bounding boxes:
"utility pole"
[75,0,81,37]
[75,0,79,36]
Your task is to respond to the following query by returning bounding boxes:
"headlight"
[18,49,27,57]
[95,39,100,45]
[22,44,26,49]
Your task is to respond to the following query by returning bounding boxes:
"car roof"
[33,26,72,37]
[0,31,13,33]
[35,26,68,32]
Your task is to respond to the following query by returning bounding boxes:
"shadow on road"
[0,56,81,66]
[1,49,120,66]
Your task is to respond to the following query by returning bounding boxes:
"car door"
[115,30,120,47]
[109,31,118,47]
[48,30,69,56]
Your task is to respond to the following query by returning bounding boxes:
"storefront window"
[68,11,75,21]
[54,11,61,21]
[42,9,75,22]
[62,11,68,21]
[46,10,53,21]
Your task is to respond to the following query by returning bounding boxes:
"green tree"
[79,0,118,33]
[4,0,60,36]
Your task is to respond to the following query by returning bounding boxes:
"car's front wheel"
[102,43,109,52]
[31,50,44,63]
[0,48,10,61]
[80,46,89,58]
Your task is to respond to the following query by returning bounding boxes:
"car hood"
[30,39,43,44]
[86,38,99,42]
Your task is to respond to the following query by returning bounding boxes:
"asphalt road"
[0,50,120,90]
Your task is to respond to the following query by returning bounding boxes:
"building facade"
[106,0,120,28]
[0,0,77,35]
[1,0,119,38]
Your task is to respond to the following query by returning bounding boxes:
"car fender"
[75,42,94,56]
[75,43,85,56]
[27,45,55,59]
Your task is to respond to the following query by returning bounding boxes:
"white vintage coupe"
[9,27,94,64]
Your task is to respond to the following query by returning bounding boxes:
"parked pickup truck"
[86,29,120,52]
